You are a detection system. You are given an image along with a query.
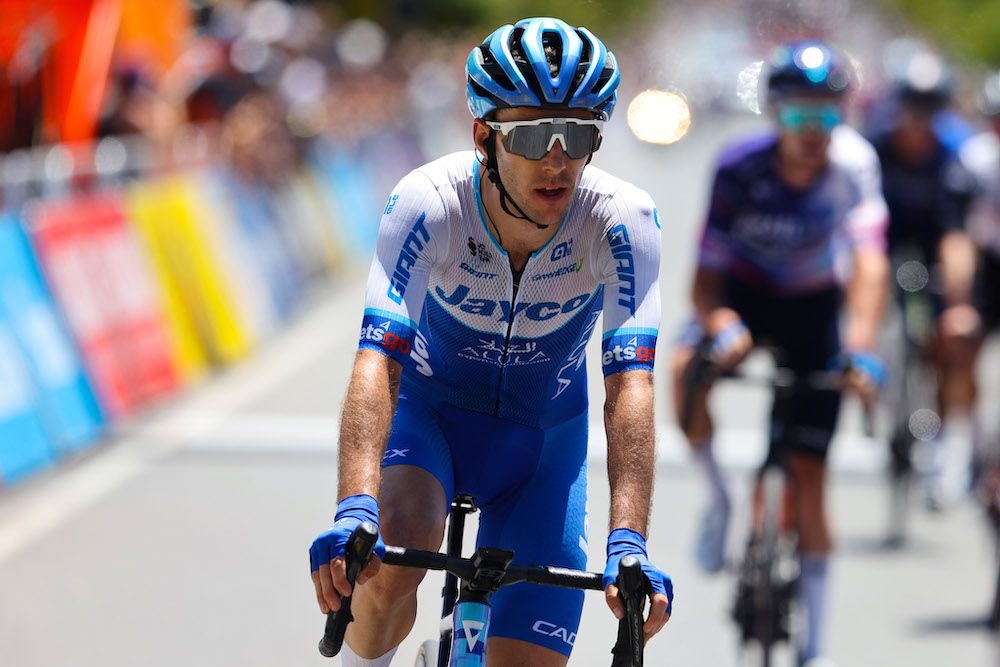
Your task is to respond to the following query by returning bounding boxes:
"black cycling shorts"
[974,252,1000,332]
[678,279,843,459]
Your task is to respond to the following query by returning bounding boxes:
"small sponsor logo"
[361,320,432,376]
[602,336,656,366]
[462,620,485,651]
[458,339,550,367]
[383,194,400,215]
[532,620,576,647]
[467,236,493,264]
[460,261,498,280]
[531,258,583,282]
[550,238,574,261]
[383,448,410,461]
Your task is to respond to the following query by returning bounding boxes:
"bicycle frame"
[680,349,852,666]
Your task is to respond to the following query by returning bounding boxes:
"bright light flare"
[737,60,765,114]
[627,89,692,145]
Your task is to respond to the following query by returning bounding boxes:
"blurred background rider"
[866,45,980,511]
[671,41,890,666]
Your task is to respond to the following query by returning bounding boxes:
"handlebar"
[318,522,378,657]
[680,347,875,438]
[317,525,648,665]
[380,546,605,590]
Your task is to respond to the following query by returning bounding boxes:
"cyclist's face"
[772,97,842,172]
[475,107,595,227]
[892,105,938,163]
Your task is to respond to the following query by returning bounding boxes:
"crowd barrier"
[0,133,417,488]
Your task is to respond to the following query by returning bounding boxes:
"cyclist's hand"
[707,314,752,371]
[603,528,673,642]
[837,350,886,406]
[309,494,386,614]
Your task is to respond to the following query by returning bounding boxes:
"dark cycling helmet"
[980,70,1000,117]
[466,17,620,121]
[890,49,953,112]
[765,40,852,104]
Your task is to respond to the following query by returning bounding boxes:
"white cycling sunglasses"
[484,117,605,160]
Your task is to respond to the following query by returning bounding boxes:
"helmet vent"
[541,32,563,78]
[590,54,615,96]
[479,44,516,92]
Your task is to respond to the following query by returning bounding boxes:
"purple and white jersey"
[698,125,888,295]
[359,151,662,428]
[960,131,1000,259]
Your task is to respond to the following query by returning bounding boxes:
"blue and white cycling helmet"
[765,40,852,104]
[466,17,621,121]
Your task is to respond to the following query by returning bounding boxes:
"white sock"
[341,643,397,667]
[799,553,830,662]
[940,413,974,501]
[693,437,729,507]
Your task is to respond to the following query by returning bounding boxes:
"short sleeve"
[596,185,662,376]
[834,127,889,251]
[359,169,448,367]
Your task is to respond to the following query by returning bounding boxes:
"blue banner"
[0,214,103,458]
[0,317,54,485]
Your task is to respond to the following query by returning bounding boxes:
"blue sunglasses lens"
[777,104,842,132]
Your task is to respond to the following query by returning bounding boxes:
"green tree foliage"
[884,0,1000,65]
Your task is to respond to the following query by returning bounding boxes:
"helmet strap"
[483,129,550,230]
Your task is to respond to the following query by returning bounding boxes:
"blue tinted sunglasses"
[776,103,843,133]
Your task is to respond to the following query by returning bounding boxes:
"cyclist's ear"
[472,119,491,160]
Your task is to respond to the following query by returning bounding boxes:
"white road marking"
[0,286,362,565]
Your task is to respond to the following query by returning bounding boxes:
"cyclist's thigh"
[479,411,589,658]
[380,391,454,546]
[487,637,569,667]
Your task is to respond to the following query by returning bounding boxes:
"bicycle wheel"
[414,639,439,667]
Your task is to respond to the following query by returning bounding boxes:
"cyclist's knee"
[361,560,426,610]
[787,454,827,502]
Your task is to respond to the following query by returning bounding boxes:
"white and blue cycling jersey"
[698,125,888,295]
[358,151,662,428]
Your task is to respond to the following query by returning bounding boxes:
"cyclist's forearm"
[843,248,889,351]
[692,267,737,336]
[605,371,656,535]
[337,349,402,501]
[938,230,977,306]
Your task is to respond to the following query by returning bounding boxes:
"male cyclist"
[866,49,979,510]
[959,71,1000,489]
[670,41,889,666]
[309,18,671,667]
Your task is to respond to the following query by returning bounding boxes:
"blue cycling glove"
[603,528,674,614]
[710,320,750,361]
[309,494,386,573]
[834,350,887,389]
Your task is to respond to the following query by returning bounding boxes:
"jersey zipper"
[493,265,524,416]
